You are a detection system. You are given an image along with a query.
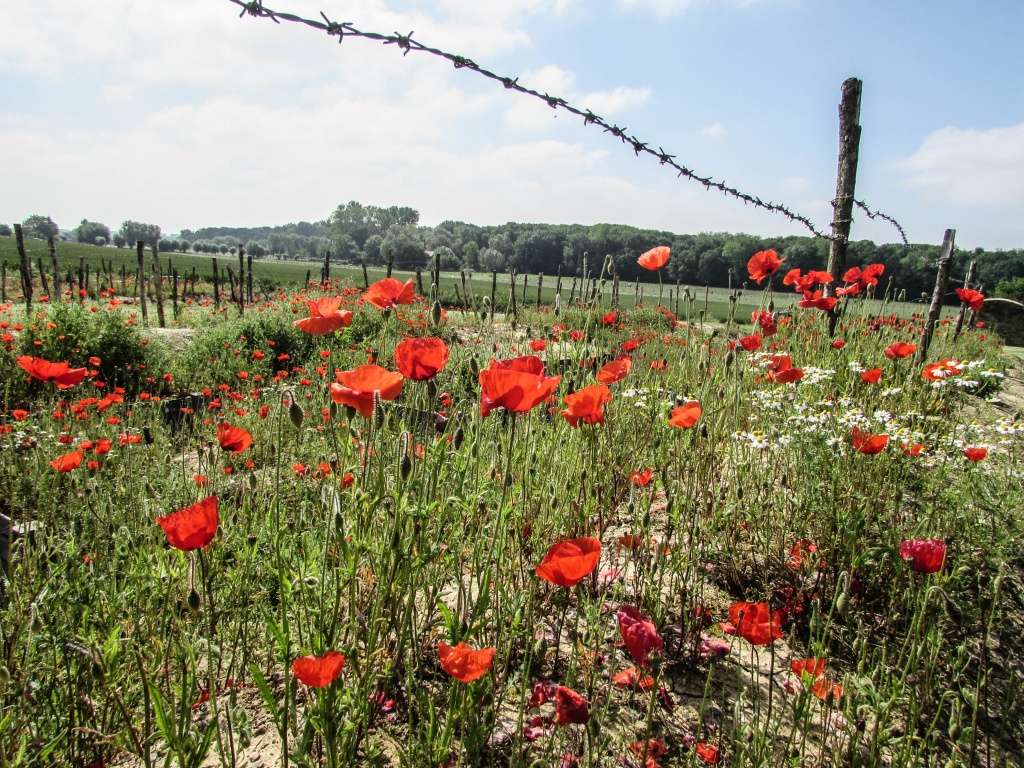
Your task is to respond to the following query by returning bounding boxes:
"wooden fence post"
[135,241,148,324]
[120,265,127,296]
[536,273,543,307]
[521,273,529,304]
[362,263,369,289]
[490,271,497,323]
[416,269,424,295]
[150,245,165,327]
[247,250,253,303]
[824,76,863,336]
[47,236,61,301]
[322,249,330,288]
[212,258,220,310]
[952,260,977,341]
[172,268,179,319]
[15,224,32,314]
[386,254,394,279]
[917,229,956,362]
[1,263,6,303]
[237,246,245,316]
[36,259,49,298]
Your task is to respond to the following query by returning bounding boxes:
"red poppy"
[601,310,618,326]
[860,367,882,384]
[612,666,655,690]
[330,364,405,418]
[790,658,827,678]
[437,641,496,683]
[50,450,83,473]
[292,651,346,688]
[884,341,917,359]
[11,409,28,421]
[668,400,702,429]
[562,384,612,427]
[293,296,353,335]
[479,355,560,418]
[783,268,833,293]
[217,423,253,453]
[955,288,985,313]
[765,354,804,384]
[394,336,449,381]
[738,334,762,352]
[637,246,670,271]
[963,446,988,462]
[831,339,846,350]
[723,601,784,646]
[850,427,888,454]
[752,310,777,337]
[747,249,783,284]
[921,358,962,382]
[841,263,885,293]
[899,538,946,573]
[695,742,720,765]
[155,495,219,551]
[798,290,838,312]
[363,277,416,310]
[618,606,663,667]
[787,539,818,570]
[536,537,601,587]
[596,357,631,385]
[554,685,589,725]
[901,442,925,457]
[810,677,844,702]
[17,355,87,389]
[630,468,654,487]
[529,339,547,352]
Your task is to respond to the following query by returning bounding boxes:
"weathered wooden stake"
[36,258,49,297]
[136,241,148,324]
[322,249,330,287]
[952,260,977,341]
[172,269,179,319]
[237,246,245,316]
[47,236,61,301]
[825,78,862,337]
[386,254,394,278]
[917,229,956,361]
[247,250,253,303]
[536,273,544,307]
[151,244,166,327]
[362,263,369,289]
[416,269,424,295]
[490,271,497,323]
[15,225,32,313]
[1,262,6,303]
[212,258,220,310]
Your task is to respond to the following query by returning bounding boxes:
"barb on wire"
[231,0,909,244]
[853,199,909,245]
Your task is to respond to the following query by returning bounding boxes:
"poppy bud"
[187,588,201,611]
[143,426,153,445]
[700,423,708,439]
[724,350,735,368]
[29,604,43,633]
[453,427,464,449]
[0,665,9,691]
[247,534,257,545]
[736,486,744,501]
[942,592,963,626]
[549,494,558,510]
[400,453,412,481]
[468,357,478,376]
[431,300,442,326]
[289,399,304,429]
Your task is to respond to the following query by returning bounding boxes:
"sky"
[1,0,1022,249]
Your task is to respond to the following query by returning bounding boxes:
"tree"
[76,219,111,245]
[332,233,359,263]
[479,247,506,272]
[118,220,162,248]
[22,214,59,240]
[0,224,11,237]
[380,225,426,269]
[433,245,461,270]
[462,240,480,270]
[363,234,384,265]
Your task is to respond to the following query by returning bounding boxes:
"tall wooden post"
[237,247,245,316]
[120,264,127,296]
[151,244,166,327]
[826,77,863,285]
[15,224,32,314]
[212,258,220,310]
[1,263,6,303]
[47,236,61,301]
[247,250,253,303]
[362,263,369,289]
[172,268,179,319]
[386,254,394,278]
[952,260,977,341]
[917,229,956,362]
[536,273,543,307]
[36,259,49,298]
[322,249,330,288]
[509,270,517,318]
[416,269,424,295]
[490,271,497,324]
[136,241,148,325]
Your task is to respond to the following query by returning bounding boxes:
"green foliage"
[0,223,14,237]
[75,219,111,245]
[118,220,162,248]
[995,276,1024,303]
[20,214,59,240]
[13,303,167,397]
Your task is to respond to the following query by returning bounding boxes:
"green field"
[0,235,946,323]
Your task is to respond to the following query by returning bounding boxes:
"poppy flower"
[963,446,988,462]
[50,450,83,473]
[723,601,784,646]
[841,263,885,292]
[738,334,762,352]
[629,740,667,762]
[479,355,561,418]
[831,339,846,350]
[17,355,87,389]
[155,495,219,551]
[536,537,601,587]
[330,364,405,418]
[765,354,804,384]
[529,339,547,352]
[747,249,783,284]
[783,269,833,293]
[293,296,353,335]
[850,427,888,454]
[695,742,720,765]
[618,606,663,667]
[668,400,702,429]
[752,310,777,337]
[630,468,654,487]
[612,666,655,689]
[790,658,827,678]
[884,341,917,359]
[217,423,253,453]
[637,246,670,271]
[899,538,946,573]
[787,539,818,570]
[810,677,844,703]
[860,367,882,384]
[601,310,618,326]
[921,359,962,382]
[955,288,985,313]
[798,290,838,312]
[554,685,589,725]
[292,650,346,688]
[437,641,496,683]
[901,442,925,457]
[394,336,449,381]
[363,277,416,310]
[596,357,631,385]
[562,384,612,427]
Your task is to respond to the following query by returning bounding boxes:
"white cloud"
[700,121,725,139]
[617,0,769,18]
[505,65,650,130]
[900,122,1024,206]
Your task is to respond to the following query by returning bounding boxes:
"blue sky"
[2,0,1022,249]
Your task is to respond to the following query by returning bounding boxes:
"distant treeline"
[8,202,1024,302]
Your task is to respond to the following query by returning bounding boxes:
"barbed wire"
[854,200,909,245]
[228,0,909,245]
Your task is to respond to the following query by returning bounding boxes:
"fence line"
[228,0,909,245]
